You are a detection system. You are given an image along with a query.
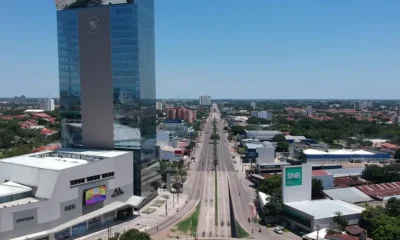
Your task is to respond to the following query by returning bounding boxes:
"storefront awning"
[126,195,144,208]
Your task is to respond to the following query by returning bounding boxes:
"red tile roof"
[312,170,330,176]
[380,143,400,150]
[32,145,60,153]
[32,113,52,118]
[356,181,400,200]
[40,128,56,135]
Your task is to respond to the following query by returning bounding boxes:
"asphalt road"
[148,114,214,237]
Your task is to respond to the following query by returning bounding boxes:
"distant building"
[251,101,256,109]
[166,107,196,123]
[159,122,188,138]
[251,111,272,120]
[199,95,211,106]
[354,101,370,110]
[156,101,163,110]
[245,142,275,164]
[44,98,55,111]
[244,130,281,141]
[159,145,183,162]
[298,149,391,163]
[306,106,312,116]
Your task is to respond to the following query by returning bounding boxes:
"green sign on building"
[285,167,302,186]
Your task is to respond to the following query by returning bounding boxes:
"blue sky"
[0,1,399,99]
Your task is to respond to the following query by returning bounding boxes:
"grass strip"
[215,170,218,226]
[236,220,250,238]
[176,204,201,236]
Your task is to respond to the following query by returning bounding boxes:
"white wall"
[256,147,275,164]
[160,149,181,161]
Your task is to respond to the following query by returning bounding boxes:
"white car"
[274,227,283,234]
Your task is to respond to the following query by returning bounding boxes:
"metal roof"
[323,187,373,203]
[324,167,365,177]
[285,200,365,219]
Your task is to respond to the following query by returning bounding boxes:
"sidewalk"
[76,189,189,240]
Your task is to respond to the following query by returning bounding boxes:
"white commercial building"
[245,142,275,164]
[244,130,281,141]
[280,164,365,233]
[158,122,188,138]
[0,148,144,240]
[159,146,183,162]
[199,95,211,106]
[44,98,55,112]
[156,101,164,110]
[157,130,174,143]
[251,111,272,120]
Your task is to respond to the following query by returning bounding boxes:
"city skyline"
[0,0,399,99]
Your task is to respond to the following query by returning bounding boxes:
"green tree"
[272,134,286,142]
[276,141,289,152]
[394,149,400,161]
[386,197,400,217]
[312,178,324,199]
[333,211,348,230]
[359,205,386,234]
[263,193,283,222]
[119,229,151,240]
[298,150,307,163]
[257,175,282,195]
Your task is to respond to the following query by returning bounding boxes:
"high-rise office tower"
[56,0,158,201]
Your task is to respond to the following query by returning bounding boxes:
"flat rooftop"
[1,148,131,171]
[285,200,365,219]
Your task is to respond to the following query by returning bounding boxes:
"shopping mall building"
[0,149,143,240]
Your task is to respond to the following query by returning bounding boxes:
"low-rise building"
[245,142,275,164]
[299,149,391,163]
[158,121,188,138]
[159,146,183,162]
[0,148,143,240]
[283,200,365,232]
[244,130,281,141]
[312,170,334,189]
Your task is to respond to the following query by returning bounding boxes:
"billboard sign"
[166,119,182,124]
[55,0,132,11]
[285,167,302,187]
[84,185,106,205]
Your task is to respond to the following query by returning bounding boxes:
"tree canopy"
[362,164,400,183]
[119,229,151,240]
[311,178,324,199]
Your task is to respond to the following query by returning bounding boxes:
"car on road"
[274,227,283,234]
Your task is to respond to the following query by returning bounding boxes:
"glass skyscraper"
[56,0,158,201]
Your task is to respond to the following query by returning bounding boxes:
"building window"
[87,175,101,182]
[70,178,85,186]
[102,172,115,179]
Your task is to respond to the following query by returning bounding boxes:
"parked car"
[274,227,283,234]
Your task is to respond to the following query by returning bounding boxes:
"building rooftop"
[285,200,365,219]
[0,181,32,197]
[324,167,365,177]
[356,181,400,200]
[312,170,331,176]
[324,187,373,203]
[1,148,130,171]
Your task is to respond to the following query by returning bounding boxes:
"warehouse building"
[298,149,391,163]
[323,187,373,204]
[244,130,281,141]
[0,149,143,240]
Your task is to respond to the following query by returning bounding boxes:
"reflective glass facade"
[57,0,157,200]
